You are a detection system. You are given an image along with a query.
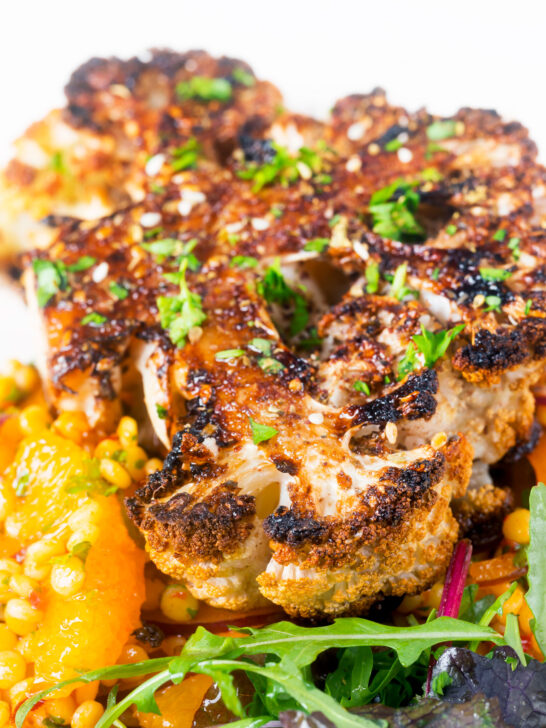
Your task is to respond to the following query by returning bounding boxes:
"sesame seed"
[347,121,366,141]
[346,155,362,173]
[91,262,109,283]
[145,154,165,176]
[367,143,380,156]
[385,422,398,444]
[472,294,485,309]
[178,188,206,217]
[188,326,203,344]
[140,212,162,228]
[251,217,270,231]
[397,147,413,164]
[308,412,324,425]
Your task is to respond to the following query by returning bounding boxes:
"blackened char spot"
[373,124,409,146]
[271,456,299,475]
[263,506,328,546]
[345,370,438,426]
[239,135,276,164]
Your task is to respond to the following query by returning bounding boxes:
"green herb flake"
[249,338,272,356]
[258,357,285,374]
[176,76,232,103]
[215,349,245,361]
[257,259,309,336]
[390,263,408,300]
[156,404,168,420]
[369,179,425,243]
[508,237,521,260]
[303,237,329,253]
[479,267,512,282]
[249,417,278,445]
[492,228,507,242]
[171,138,200,172]
[65,459,117,497]
[384,138,403,152]
[446,224,457,236]
[237,143,328,193]
[431,267,440,281]
[525,299,532,315]
[71,541,92,564]
[33,259,69,307]
[365,261,380,294]
[397,342,418,380]
[143,226,164,240]
[67,256,96,272]
[81,312,107,326]
[413,323,466,368]
[353,381,370,395]
[484,295,502,312]
[328,214,341,228]
[156,259,206,348]
[49,151,67,175]
[270,205,283,219]
[230,255,258,269]
[232,67,255,87]
[426,120,458,141]
[109,282,128,300]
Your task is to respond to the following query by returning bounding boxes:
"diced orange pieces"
[136,674,213,728]
[528,431,546,484]
[469,552,523,585]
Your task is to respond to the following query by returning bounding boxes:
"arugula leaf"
[479,267,512,282]
[369,180,425,243]
[413,324,465,368]
[504,613,527,666]
[527,483,546,654]
[156,258,206,347]
[32,259,69,307]
[249,417,278,445]
[176,76,232,102]
[426,120,457,141]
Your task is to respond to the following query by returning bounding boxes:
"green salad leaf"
[527,482,546,653]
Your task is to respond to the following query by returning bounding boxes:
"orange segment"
[136,674,213,728]
[528,431,546,483]
[3,431,145,684]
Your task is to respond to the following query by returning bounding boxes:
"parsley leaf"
[479,267,512,282]
[369,180,425,243]
[109,281,128,300]
[365,261,380,294]
[492,228,507,242]
[237,143,328,193]
[413,324,466,368]
[426,120,457,141]
[156,258,206,348]
[525,299,532,315]
[232,67,255,87]
[258,357,285,374]
[353,381,370,395]
[15,472,29,497]
[303,238,330,253]
[171,138,200,172]
[249,338,272,355]
[81,312,107,326]
[33,259,69,307]
[143,238,200,271]
[329,214,341,228]
[390,263,416,300]
[67,256,96,272]
[484,295,502,312]
[257,259,309,336]
[249,417,278,445]
[446,224,457,236]
[176,76,232,102]
[215,349,245,360]
[155,404,167,420]
[230,256,258,269]
[397,342,418,380]
[508,237,521,261]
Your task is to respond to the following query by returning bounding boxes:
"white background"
[1,0,546,365]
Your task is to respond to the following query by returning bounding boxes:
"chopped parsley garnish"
[230,255,258,270]
[143,238,200,271]
[215,349,245,360]
[353,380,370,395]
[176,76,232,102]
[446,224,457,236]
[109,281,128,300]
[398,324,465,378]
[525,299,532,315]
[81,312,107,326]
[258,357,285,374]
[426,120,458,141]
[71,541,92,563]
[66,459,117,496]
[68,256,96,272]
[271,205,283,219]
[508,237,521,261]
[155,404,167,420]
[431,267,440,281]
[237,143,328,193]
[484,295,502,312]
[384,138,403,152]
[249,417,278,445]
[479,267,512,282]
[231,67,255,87]
[249,338,272,355]
[420,166,444,182]
[143,226,164,240]
[328,214,341,228]
[369,179,425,242]
[492,228,507,242]
[365,260,380,294]
[389,263,418,301]
[257,259,309,336]
[33,259,69,307]
[156,258,206,348]
[303,237,329,253]
[170,138,200,172]
[49,151,67,175]
[15,472,29,497]
[298,327,323,350]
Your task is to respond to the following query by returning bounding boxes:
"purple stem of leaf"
[425,538,473,695]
